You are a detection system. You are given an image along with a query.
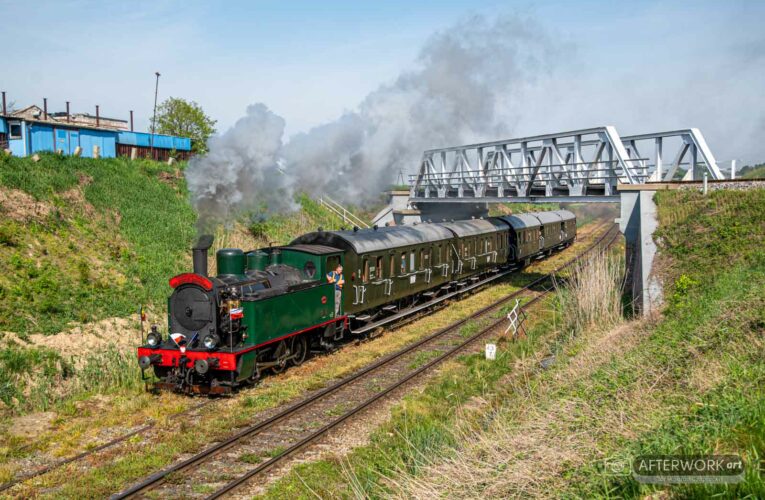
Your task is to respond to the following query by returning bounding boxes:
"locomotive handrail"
[369,278,394,296]
[465,256,478,270]
[395,268,430,279]
[437,263,449,277]
[352,285,367,305]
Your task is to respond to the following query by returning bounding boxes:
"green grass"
[556,188,765,497]
[0,153,196,334]
[249,194,350,245]
[739,163,765,179]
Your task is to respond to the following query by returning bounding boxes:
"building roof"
[5,105,128,132]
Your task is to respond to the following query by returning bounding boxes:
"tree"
[155,97,216,154]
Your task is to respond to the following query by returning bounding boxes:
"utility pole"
[150,71,161,160]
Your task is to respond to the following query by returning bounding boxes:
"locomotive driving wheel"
[271,340,289,374]
[290,335,308,366]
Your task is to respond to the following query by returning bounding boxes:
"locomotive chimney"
[192,234,214,277]
[43,98,48,120]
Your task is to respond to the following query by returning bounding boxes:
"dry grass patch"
[390,320,652,499]
[554,247,624,336]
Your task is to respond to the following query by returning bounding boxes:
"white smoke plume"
[186,14,561,230]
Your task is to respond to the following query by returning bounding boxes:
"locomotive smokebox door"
[171,286,214,332]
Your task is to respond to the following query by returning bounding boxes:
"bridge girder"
[410,126,723,203]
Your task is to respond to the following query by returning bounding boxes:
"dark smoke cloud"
[186,14,562,229]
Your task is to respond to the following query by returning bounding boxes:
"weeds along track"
[0,401,213,495]
[114,224,619,499]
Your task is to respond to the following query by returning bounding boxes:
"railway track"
[0,219,612,496]
[0,222,613,497]
[0,401,213,495]
[113,224,619,499]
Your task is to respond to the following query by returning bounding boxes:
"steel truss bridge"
[410,127,725,203]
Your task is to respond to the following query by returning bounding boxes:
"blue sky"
[2,0,764,164]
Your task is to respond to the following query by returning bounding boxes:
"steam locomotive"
[137,210,576,394]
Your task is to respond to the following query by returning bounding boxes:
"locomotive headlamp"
[203,333,220,350]
[146,331,162,348]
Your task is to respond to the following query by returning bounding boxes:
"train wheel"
[271,340,289,374]
[290,335,308,366]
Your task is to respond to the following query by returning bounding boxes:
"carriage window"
[376,256,383,278]
[400,253,406,274]
[327,256,340,272]
[409,251,415,272]
[303,261,317,279]
[390,254,396,276]
[425,249,431,267]
[418,249,424,270]
[363,258,369,282]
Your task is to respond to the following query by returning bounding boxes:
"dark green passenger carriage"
[291,224,455,320]
[438,219,509,281]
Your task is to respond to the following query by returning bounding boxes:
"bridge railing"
[410,126,724,201]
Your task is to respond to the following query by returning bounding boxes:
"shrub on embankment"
[0,153,196,335]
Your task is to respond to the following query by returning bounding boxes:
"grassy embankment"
[257,188,764,498]
[0,154,350,414]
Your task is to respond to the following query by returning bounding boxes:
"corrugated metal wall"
[116,131,191,151]
[3,119,191,158]
[30,124,56,153]
[79,129,116,158]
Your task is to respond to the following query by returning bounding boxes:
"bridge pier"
[617,187,662,317]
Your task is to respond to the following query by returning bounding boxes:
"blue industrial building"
[0,98,192,161]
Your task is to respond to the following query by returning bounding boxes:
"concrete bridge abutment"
[618,187,662,317]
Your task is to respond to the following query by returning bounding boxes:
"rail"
[112,224,618,499]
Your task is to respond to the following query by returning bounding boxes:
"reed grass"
[554,248,625,337]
